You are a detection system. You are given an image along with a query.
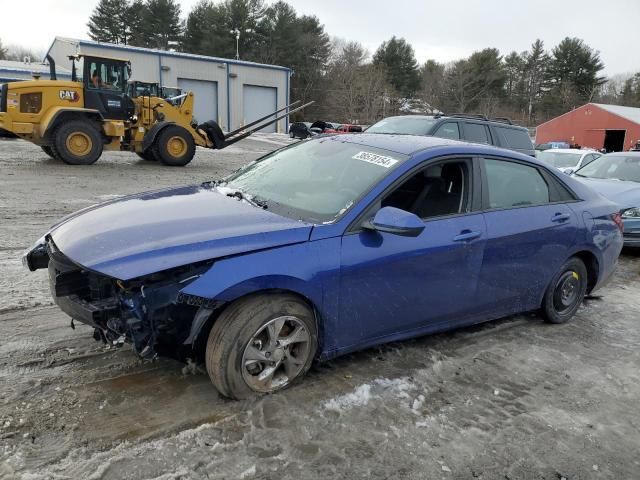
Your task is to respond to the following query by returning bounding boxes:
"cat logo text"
[59,90,79,102]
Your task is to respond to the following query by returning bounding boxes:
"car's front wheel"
[205,294,317,399]
[541,257,588,324]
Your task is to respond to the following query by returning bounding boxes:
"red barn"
[536,103,640,152]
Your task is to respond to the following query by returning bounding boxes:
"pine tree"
[144,0,183,50]
[126,0,150,47]
[373,37,420,98]
[0,39,7,60]
[87,0,130,44]
[542,37,605,115]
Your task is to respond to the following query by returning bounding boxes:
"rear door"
[477,157,580,315]
[461,122,492,145]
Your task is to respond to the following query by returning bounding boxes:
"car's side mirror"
[362,207,425,237]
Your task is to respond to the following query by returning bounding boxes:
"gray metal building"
[47,37,291,133]
[0,59,72,83]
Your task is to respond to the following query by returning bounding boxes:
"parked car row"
[291,113,535,157]
[536,148,601,173]
[289,121,363,139]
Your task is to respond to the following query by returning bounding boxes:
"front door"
[83,57,129,120]
[337,158,486,349]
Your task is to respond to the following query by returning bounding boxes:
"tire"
[53,120,103,165]
[289,131,295,138]
[152,125,196,167]
[541,257,588,324]
[136,150,157,161]
[41,145,56,159]
[205,294,317,399]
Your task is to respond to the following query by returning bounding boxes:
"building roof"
[48,37,291,73]
[0,59,72,77]
[592,103,640,125]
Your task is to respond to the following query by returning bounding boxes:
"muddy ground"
[0,137,639,480]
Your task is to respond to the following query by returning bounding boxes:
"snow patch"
[323,384,372,411]
[239,465,257,478]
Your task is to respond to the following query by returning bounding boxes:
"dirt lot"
[0,137,639,480]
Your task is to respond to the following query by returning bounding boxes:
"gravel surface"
[0,137,639,480]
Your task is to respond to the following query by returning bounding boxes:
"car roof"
[542,148,593,154]
[603,151,640,156]
[333,133,462,155]
[377,114,528,130]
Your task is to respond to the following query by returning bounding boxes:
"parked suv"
[366,114,535,156]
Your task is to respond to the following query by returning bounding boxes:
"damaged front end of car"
[24,236,220,359]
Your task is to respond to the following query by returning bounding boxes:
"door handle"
[453,230,481,242]
[551,213,571,223]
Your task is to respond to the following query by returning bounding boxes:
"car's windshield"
[223,138,409,223]
[537,151,583,168]
[366,117,437,135]
[575,154,640,182]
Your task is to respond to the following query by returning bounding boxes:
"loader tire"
[41,145,59,160]
[152,125,195,167]
[53,121,103,165]
[136,150,157,161]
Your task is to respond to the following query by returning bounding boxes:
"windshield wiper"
[214,186,268,209]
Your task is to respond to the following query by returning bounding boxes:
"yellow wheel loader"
[0,54,311,166]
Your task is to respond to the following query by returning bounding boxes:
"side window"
[484,159,550,209]
[433,122,460,140]
[464,123,490,144]
[87,60,125,91]
[496,127,534,150]
[582,154,599,167]
[381,160,469,219]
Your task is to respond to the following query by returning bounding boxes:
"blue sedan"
[23,134,623,399]
[571,151,640,247]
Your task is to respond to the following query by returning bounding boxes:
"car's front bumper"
[623,218,640,247]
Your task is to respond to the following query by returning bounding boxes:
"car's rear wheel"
[205,294,317,399]
[541,257,588,324]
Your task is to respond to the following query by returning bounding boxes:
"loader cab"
[75,55,132,120]
[127,80,160,99]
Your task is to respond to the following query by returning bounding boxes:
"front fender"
[142,121,175,151]
[42,107,104,138]
[180,238,342,350]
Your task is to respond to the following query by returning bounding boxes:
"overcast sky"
[3,0,638,76]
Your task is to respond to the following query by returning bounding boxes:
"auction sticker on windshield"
[353,151,398,168]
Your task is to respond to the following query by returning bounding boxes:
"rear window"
[496,127,534,150]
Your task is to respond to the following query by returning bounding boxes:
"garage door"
[243,85,277,133]
[177,78,218,125]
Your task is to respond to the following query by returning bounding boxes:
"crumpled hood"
[49,184,312,280]
[572,176,640,210]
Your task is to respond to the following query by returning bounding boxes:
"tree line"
[3,0,639,126]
